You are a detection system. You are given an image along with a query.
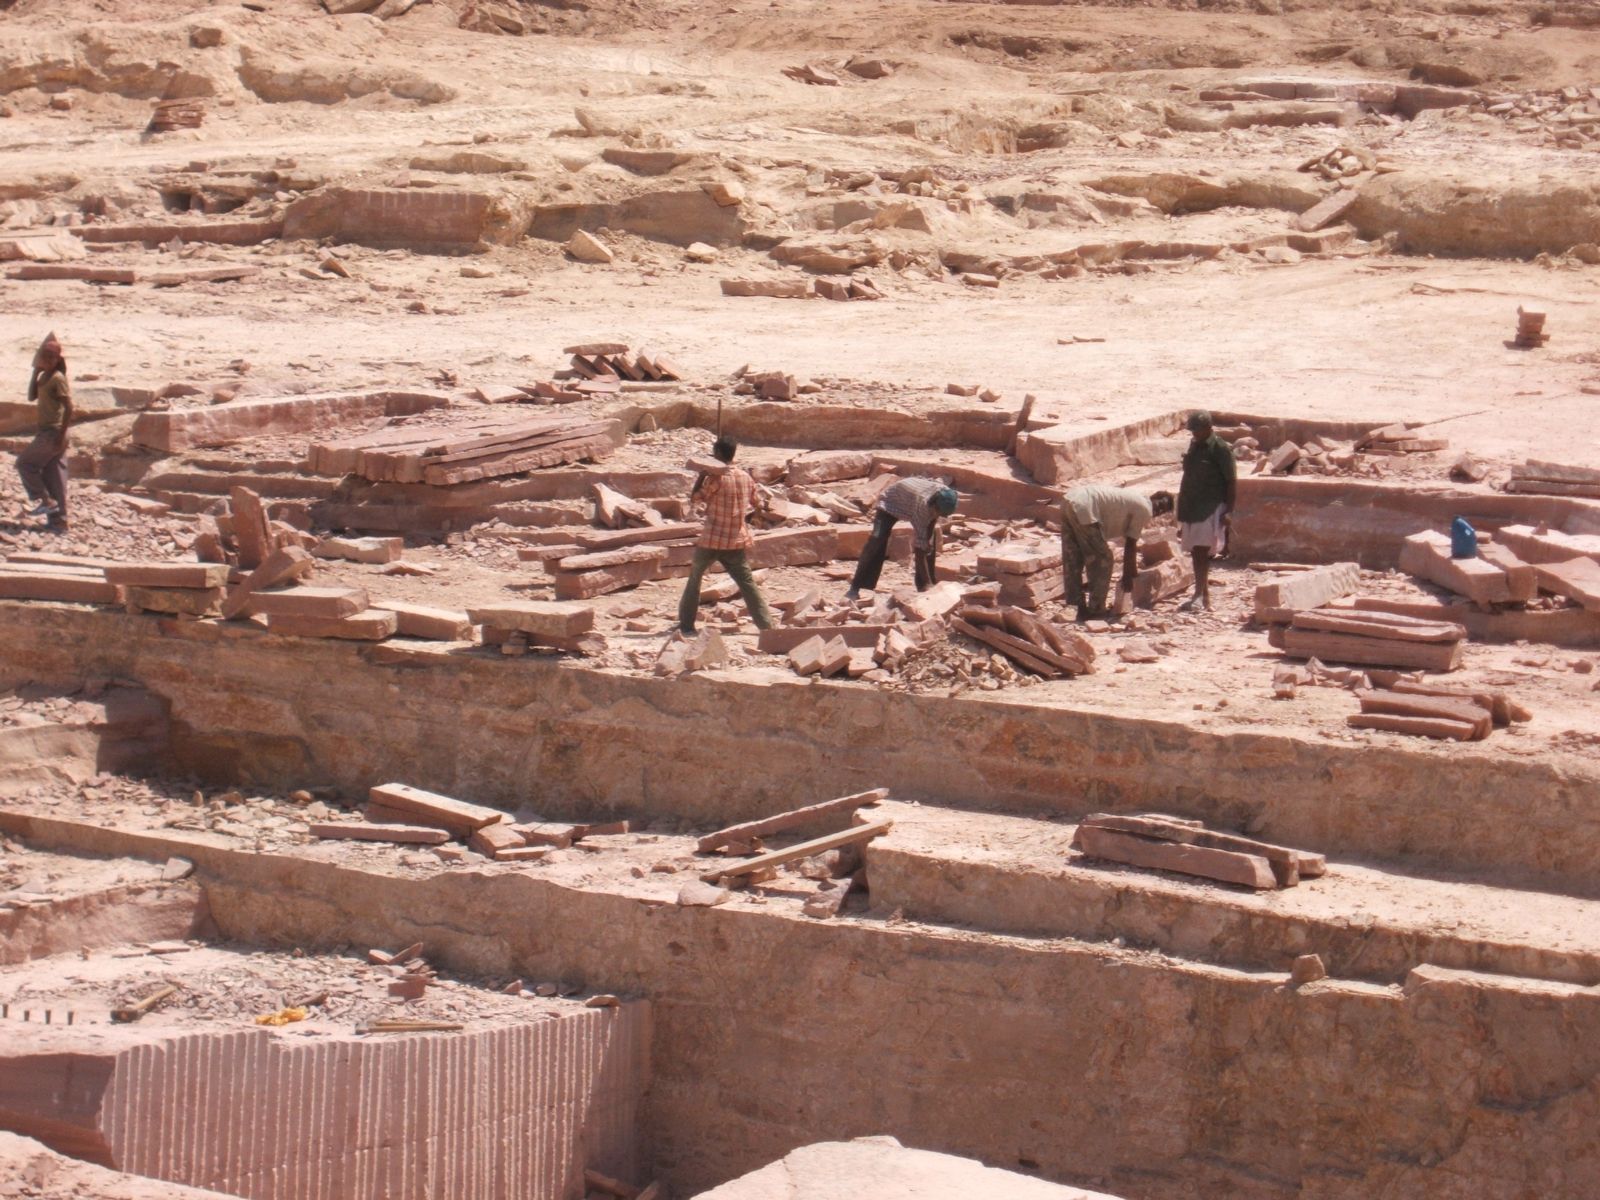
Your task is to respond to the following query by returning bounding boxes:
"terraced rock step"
[865,801,1600,986]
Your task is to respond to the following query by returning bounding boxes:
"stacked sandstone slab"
[133,389,449,452]
[309,416,623,485]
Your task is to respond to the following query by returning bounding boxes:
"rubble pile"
[1482,85,1600,150]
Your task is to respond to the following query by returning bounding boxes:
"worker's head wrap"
[933,486,958,516]
[1185,410,1212,433]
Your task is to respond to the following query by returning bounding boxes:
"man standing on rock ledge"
[16,332,71,533]
[1177,410,1236,612]
[678,436,773,636]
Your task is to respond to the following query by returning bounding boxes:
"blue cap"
[933,487,958,515]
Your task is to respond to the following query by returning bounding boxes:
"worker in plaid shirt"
[678,436,774,636]
[845,476,958,600]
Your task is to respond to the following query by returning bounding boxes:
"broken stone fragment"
[567,230,614,264]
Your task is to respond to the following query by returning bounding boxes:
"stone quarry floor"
[1,0,1598,1194]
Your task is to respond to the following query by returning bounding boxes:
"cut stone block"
[1253,562,1360,622]
[1397,530,1511,605]
[104,563,230,589]
[370,600,472,641]
[248,586,368,619]
[0,568,120,605]
[265,608,398,640]
[125,585,224,617]
[1270,625,1464,672]
[466,601,595,637]
[313,536,405,564]
[220,545,316,619]
[1532,557,1600,612]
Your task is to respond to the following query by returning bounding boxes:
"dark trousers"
[1060,506,1113,611]
[851,511,935,593]
[678,547,773,633]
[17,432,67,517]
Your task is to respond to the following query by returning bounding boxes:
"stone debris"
[561,344,683,384]
[950,604,1095,678]
[567,230,614,263]
[147,99,205,134]
[1072,812,1324,890]
[783,63,842,86]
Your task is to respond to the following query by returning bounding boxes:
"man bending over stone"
[678,436,773,636]
[845,476,958,600]
[1060,485,1174,620]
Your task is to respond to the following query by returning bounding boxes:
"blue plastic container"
[1451,517,1477,559]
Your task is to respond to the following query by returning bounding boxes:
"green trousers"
[678,547,773,633]
[1060,505,1113,612]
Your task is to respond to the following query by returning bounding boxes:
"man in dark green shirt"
[1176,410,1236,611]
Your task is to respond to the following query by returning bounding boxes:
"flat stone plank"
[698,789,889,852]
[264,608,397,640]
[466,600,595,637]
[1533,557,1600,611]
[0,569,121,605]
[370,600,472,641]
[104,563,230,589]
[700,819,894,883]
[369,782,506,837]
[248,586,368,619]
[1073,825,1276,889]
[310,821,450,845]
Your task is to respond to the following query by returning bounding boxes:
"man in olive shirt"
[1060,485,1174,619]
[1176,410,1237,611]
[17,332,71,531]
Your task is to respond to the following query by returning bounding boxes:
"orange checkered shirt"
[695,466,758,551]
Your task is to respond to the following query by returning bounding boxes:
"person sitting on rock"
[678,436,773,637]
[1060,485,1174,620]
[845,476,958,600]
[1177,410,1237,612]
[17,332,72,533]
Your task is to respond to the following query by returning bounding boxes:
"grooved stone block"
[310,821,450,845]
